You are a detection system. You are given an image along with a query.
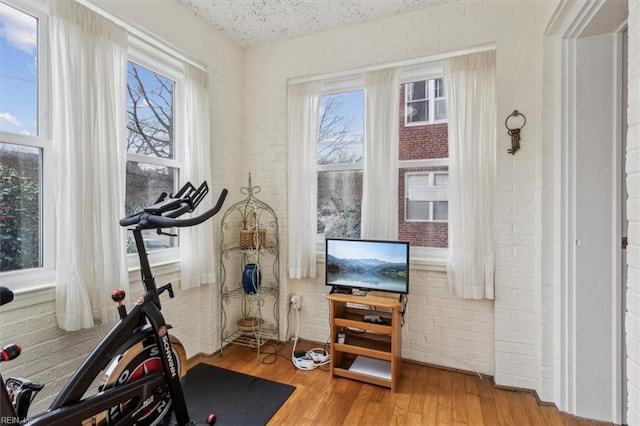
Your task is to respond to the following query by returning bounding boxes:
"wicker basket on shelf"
[236,317,263,332]
[239,228,266,249]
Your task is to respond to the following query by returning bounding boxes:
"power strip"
[294,358,314,369]
[308,350,329,363]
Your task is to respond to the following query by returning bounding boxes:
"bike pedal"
[5,377,44,395]
[5,377,44,419]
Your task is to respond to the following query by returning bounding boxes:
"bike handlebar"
[119,184,228,230]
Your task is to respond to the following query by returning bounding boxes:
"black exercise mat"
[180,363,295,426]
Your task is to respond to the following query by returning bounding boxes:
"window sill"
[404,119,448,127]
[0,259,182,312]
[410,256,447,272]
[0,283,56,312]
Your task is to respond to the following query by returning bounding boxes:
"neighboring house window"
[125,59,181,253]
[316,88,364,240]
[0,1,52,277]
[399,76,448,249]
[405,78,446,125]
[405,172,448,221]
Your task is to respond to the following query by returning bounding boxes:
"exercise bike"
[0,181,227,426]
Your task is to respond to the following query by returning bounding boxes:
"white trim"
[126,153,182,169]
[399,158,449,169]
[610,29,625,425]
[317,162,364,172]
[400,63,443,84]
[0,260,182,312]
[0,284,55,312]
[403,119,447,128]
[288,42,495,85]
[77,0,206,72]
[0,0,54,286]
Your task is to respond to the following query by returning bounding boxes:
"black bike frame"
[0,227,190,426]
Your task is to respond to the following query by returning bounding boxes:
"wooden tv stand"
[326,292,402,392]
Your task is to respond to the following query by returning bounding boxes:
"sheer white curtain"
[180,63,215,289]
[50,0,128,330]
[444,50,496,299]
[361,68,400,240]
[287,81,322,278]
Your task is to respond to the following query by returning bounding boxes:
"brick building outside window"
[398,79,448,248]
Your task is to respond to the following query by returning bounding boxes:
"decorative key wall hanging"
[505,110,526,155]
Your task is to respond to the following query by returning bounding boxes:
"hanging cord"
[290,304,331,371]
[256,304,293,364]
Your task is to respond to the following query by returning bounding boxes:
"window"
[316,89,364,240]
[125,58,181,254]
[315,69,449,251]
[405,171,448,221]
[399,75,449,249]
[404,78,446,125]
[0,1,51,276]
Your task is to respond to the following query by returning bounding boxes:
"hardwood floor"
[191,341,611,426]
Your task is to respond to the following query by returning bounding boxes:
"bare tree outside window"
[317,95,363,165]
[316,90,364,239]
[126,63,174,159]
[125,61,177,252]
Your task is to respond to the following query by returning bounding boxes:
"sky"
[317,89,364,162]
[0,2,37,136]
[0,2,170,144]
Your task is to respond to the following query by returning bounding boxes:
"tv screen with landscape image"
[325,238,409,295]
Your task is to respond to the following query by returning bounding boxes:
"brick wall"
[399,122,449,159]
[244,0,547,397]
[397,85,449,247]
[399,85,449,160]
[288,268,494,375]
[0,269,207,414]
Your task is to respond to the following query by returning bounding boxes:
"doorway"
[548,0,628,423]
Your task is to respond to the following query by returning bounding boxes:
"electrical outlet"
[290,294,302,310]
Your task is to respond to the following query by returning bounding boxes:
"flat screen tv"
[325,238,409,295]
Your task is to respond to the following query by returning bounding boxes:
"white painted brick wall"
[0,270,213,414]
[626,2,640,424]
[243,0,550,396]
[287,267,494,375]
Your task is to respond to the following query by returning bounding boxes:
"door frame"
[546,0,627,423]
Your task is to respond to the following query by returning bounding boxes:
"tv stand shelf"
[327,292,402,392]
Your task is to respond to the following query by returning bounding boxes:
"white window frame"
[315,77,364,250]
[399,161,449,264]
[126,38,185,270]
[400,64,448,262]
[0,0,55,292]
[311,64,450,264]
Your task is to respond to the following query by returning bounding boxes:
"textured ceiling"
[177,0,447,48]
